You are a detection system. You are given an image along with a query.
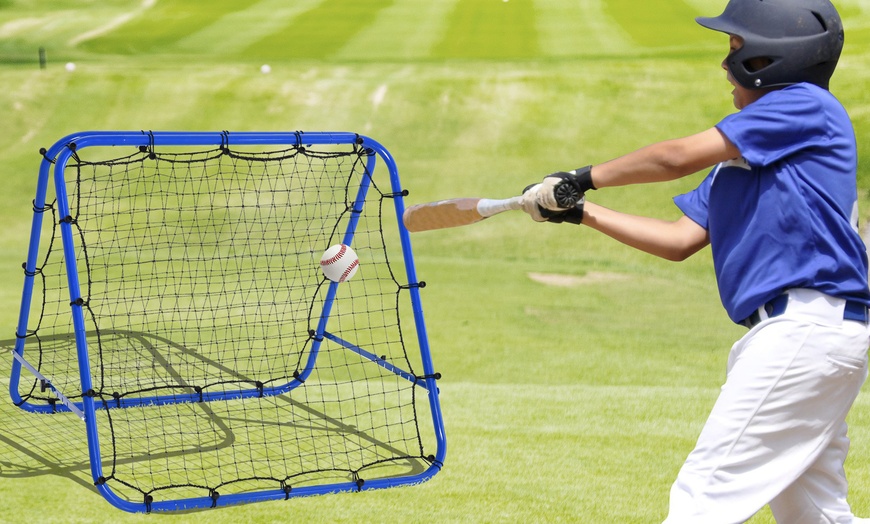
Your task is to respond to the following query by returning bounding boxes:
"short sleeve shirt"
[674,83,870,323]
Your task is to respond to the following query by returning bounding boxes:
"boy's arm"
[592,127,739,188]
[581,203,710,261]
[528,127,739,210]
[522,127,729,261]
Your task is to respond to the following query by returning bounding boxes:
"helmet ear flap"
[732,55,776,87]
[743,56,773,74]
[725,47,776,89]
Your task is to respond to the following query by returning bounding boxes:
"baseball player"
[521,0,870,522]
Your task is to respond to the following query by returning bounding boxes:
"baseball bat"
[402,196,523,232]
[402,182,581,233]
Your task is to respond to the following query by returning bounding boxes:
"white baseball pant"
[664,289,870,524]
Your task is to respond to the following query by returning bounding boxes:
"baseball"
[260,64,271,74]
[65,62,76,72]
[320,244,359,282]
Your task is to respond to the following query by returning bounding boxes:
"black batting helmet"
[696,0,844,90]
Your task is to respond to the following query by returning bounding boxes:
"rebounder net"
[11,132,444,512]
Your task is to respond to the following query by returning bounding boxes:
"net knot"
[38,147,55,164]
[351,472,365,492]
[425,455,444,469]
[220,130,230,154]
[32,200,52,213]
[414,373,441,385]
[139,130,157,159]
[66,142,82,164]
[384,190,410,199]
[22,263,41,277]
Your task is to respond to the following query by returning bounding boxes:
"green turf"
[432,0,540,59]
[1,0,870,522]
[78,0,261,55]
[604,0,710,48]
[242,0,398,61]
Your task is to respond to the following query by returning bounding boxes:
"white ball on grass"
[319,244,360,283]
[260,64,271,74]
[65,62,76,72]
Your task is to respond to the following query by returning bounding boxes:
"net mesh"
[16,141,435,505]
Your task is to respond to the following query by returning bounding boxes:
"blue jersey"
[674,83,870,324]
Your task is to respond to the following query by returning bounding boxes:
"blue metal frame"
[9,131,446,512]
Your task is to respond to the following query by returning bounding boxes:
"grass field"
[1,0,870,522]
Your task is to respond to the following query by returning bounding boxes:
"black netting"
[16,141,436,506]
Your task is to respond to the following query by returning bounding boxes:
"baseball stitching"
[340,259,360,282]
[321,244,347,267]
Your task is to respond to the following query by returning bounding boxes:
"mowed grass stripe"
[332,0,458,61]
[536,0,637,57]
[173,0,323,56]
[78,0,260,54]
[432,0,539,59]
[0,2,145,61]
[243,0,396,61]
[603,0,710,48]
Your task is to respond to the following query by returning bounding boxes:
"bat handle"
[477,196,523,218]
[553,180,582,208]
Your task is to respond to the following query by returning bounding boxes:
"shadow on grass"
[0,331,428,510]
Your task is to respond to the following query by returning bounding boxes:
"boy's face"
[724,35,771,110]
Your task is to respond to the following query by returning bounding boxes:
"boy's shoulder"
[744,82,846,120]
[759,83,841,108]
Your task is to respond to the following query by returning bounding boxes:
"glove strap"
[570,165,596,192]
[545,166,595,208]
[542,198,585,225]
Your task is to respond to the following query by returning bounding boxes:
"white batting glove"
[520,184,548,222]
[533,177,564,211]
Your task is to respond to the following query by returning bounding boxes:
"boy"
[521,0,870,521]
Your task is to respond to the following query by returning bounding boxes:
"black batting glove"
[537,165,595,211]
